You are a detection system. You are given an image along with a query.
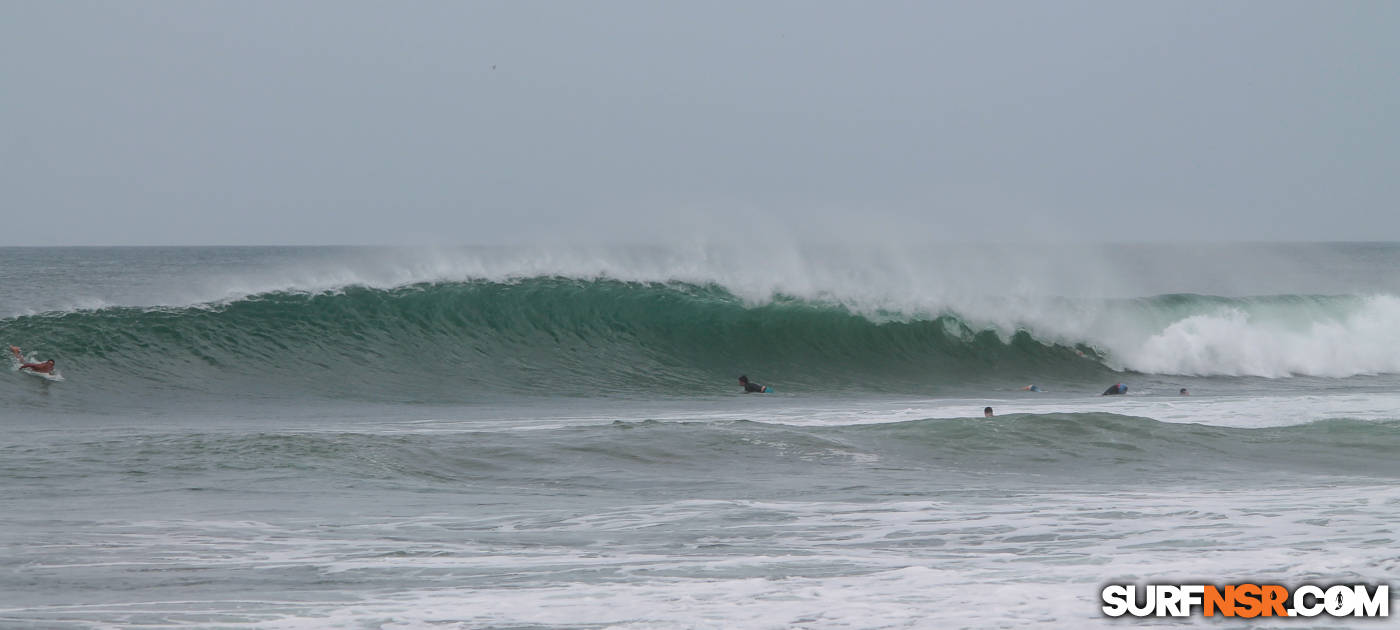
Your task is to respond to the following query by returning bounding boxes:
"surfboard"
[12,362,63,382]
[18,368,63,382]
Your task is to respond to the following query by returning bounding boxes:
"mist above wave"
[3,243,1399,386]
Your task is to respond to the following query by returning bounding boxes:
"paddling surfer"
[738,375,770,393]
[10,346,55,375]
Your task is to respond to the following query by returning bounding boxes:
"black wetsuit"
[1102,383,1127,395]
[743,381,766,393]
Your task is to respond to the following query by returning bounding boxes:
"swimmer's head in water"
[738,375,748,384]
[983,406,993,417]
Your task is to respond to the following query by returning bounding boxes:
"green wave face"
[1,279,1108,402]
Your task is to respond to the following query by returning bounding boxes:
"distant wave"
[2,278,1398,401]
[35,414,1400,482]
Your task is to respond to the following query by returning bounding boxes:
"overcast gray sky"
[2,1,1396,245]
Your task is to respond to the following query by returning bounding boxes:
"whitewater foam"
[10,487,1397,629]
[1118,294,1400,377]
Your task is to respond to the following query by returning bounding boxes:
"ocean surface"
[2,244,1398,629]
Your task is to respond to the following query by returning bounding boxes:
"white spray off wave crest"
[1112,295,1400,378]
[44,244,1400,382]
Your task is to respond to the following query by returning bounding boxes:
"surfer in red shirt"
[9,346,55,375]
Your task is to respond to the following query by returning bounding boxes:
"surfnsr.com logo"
[1101,584,1389,618]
